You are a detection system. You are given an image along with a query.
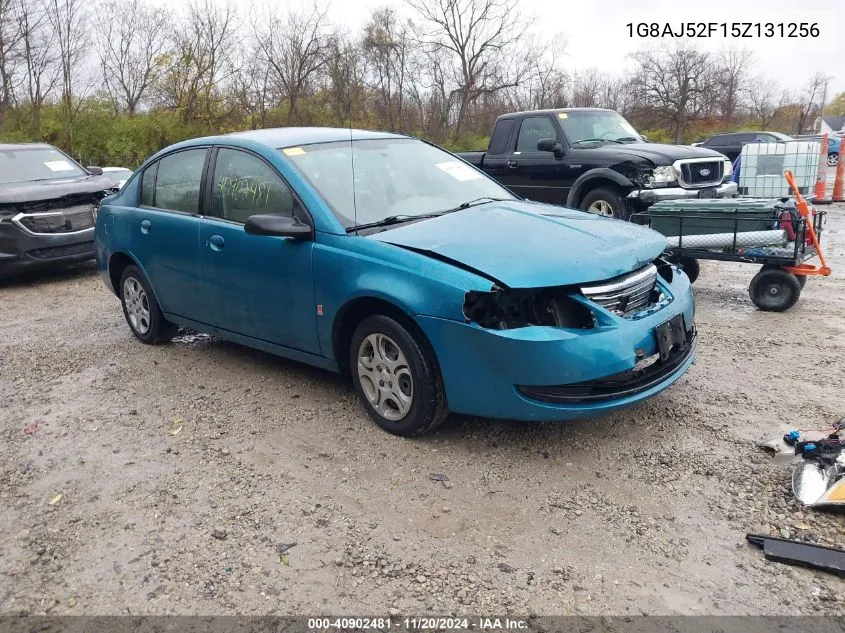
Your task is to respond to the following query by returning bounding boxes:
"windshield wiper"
[571,138,623,146]
[346,213,444,233]
[616,136,640,143]
[346,198,510,233]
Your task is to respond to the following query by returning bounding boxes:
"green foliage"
[827,92,845,117]
[638,128,672,144]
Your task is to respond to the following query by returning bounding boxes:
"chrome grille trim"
[12,205,95,236]
[673,157,724,188]
[580,264,658,317]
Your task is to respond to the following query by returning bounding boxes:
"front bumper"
[415,269,696,421]
[0,218,95,277]
[628,181,738,205]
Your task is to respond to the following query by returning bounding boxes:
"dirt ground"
[1,204,844,616]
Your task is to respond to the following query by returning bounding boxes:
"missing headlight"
[655,257,674,284]
[463,287,596,330]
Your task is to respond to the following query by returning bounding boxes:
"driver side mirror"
[537,138,564,158]
[244,214,312,240]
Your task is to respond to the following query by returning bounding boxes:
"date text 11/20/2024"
[307,617,528,630]
[626,22,819,38]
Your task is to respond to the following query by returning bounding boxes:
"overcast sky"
[324,0,843,97]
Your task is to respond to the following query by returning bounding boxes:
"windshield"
[0,146,87,184]
[281,138,517,227]
[558,111,642,144]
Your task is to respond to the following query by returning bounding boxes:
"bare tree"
[254,2,332,124]
[746,74,789,128]
[793,71,828,134]
[630,43,715,143]
[14,0,59,135]
[506,36,568,111]
[159,0,237,122]
[713,47,753,123]
[95,0,170,115]
[362,7,414,132]
[408,0,533,140]
[0,0,23,123]
[44,0,87,148]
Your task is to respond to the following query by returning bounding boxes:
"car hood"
[368,200,668,288]
[0,174,116,205]
[585,142,726,165]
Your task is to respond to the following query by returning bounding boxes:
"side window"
[516,117,558,153]
[140,162,157,207]
[212,148,295,224]
[154,149,207,213]
[488,119,515,155]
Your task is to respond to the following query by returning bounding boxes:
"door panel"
[506,116,568,204]
[131,149,207,321]
[200,147,320,354]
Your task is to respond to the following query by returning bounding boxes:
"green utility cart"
[646,198,782,237]
[629,194,828,312]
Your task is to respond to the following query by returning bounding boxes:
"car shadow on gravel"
[0,261,98,289]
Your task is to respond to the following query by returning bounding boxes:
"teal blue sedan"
[95,128,697,436]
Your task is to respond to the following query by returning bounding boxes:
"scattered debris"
[48,493,63,505]
[746,534,845,577]
[497,562,516,573]
[428,473,448,482]
[211,528,227,540]
[24,421,38,435]
[276,542,296,566]
[169,419,184,436]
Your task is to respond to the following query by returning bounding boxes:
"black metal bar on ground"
[746,533,845,577]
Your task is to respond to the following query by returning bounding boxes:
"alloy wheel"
[356,333,414,422]
[587,199,615,217]
[123,276,151,335]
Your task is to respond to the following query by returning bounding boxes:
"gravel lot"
[1,205,844,616]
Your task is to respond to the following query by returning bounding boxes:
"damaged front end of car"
[461,256,679,330]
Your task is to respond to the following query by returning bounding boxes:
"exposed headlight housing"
[722,159,733,181]
[643,165,677,188]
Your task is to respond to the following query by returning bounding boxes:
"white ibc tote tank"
[739,140,821,198]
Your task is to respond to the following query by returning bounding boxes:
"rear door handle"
[507,160,519,168]
[207,234,224,251]
[140,219,151,234]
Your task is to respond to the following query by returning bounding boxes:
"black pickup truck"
[457,108,738,219]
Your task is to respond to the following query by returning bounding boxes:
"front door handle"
[140,219,151,234]
[207,234,224,251]
[507,160,519,168]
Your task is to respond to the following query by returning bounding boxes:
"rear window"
[0,146,87,184]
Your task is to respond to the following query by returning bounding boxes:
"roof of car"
[223,127,408,148]
[497,108,615,119]
[0,142,57,151]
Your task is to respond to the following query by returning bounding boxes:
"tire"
[119,264,177,344]
[580,187,629,220]
[349,314,448,437]
[671,256,700,284]
[762,264,806,288]
[748,267,802,312]
[829,153,839,167]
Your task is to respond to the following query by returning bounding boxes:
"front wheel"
[829,153,839,167]
[580,187,629,220]
[749,267,802,312]
[350,315,448,436]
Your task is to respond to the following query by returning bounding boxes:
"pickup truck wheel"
[580,188,629,220]
[748,268,801,312]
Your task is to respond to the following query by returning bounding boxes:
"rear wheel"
[829,153,839,167]
[580,187,629,220]
[119,265,177,343]
[350,314,448,436]
[749,267,802,312]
